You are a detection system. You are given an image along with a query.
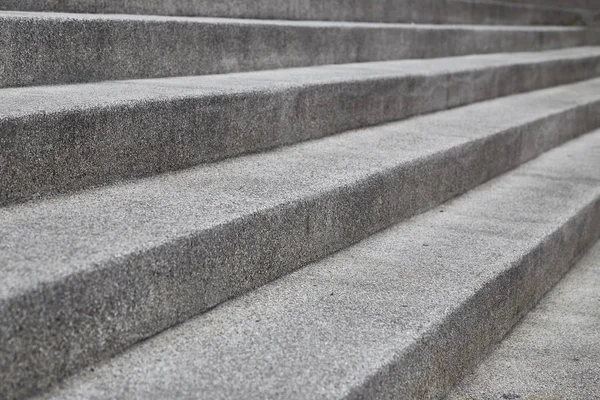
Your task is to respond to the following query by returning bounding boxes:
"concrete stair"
[28,129,600,400]
[4,47,600,206]
[3,11,599,88]
[448,239,600,400]
[502,0,600,11]
[1,1,599,400]
[0,0,596,25]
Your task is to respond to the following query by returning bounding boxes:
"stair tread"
[448,238,600,399]
[3,46,599,117]
[34,129,600,400]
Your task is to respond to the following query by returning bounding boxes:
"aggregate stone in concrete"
[2,79,600,400]
[0,11,598,88]
[0,0,592,25]
[2,47,600,206]
[33,130,600,400]
[448,239,600,400]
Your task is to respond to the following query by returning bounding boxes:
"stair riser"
[2,99,599,400]
[3,55,600,207]
[0,0,591,25]
[356,195,600,399]
[1,13,598,88]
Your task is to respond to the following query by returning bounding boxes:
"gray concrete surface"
[2,78,600,400]
[496,0,600,23]
[0,0,592,25]
[3,47,600,207]
[1,11,598,88]
[448,240,600,400]
[32,130,600,400]
[501,0,600,10]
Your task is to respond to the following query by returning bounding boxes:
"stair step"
[33,129,600,400]
[2,78,600,399]
[448,238,600,400]
[0,0,591,25]
[1,11,598,88]
[3,47,600,207]
[501,0,600,10]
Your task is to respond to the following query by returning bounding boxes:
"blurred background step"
[32,129,600,400]
[2,47,600,207]
[500,0,600,10]
[0,0,594,25]
[2,77,600,399]
[1,11,599,88]
[448,238,600,400]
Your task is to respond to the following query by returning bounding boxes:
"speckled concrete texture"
[448,240,600,400]
[0,0,592,25]
[32,130,600,400]
[502,0,600,10]
[3,47,600,206]
[2,78,600,400]
[0,11,598,88]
